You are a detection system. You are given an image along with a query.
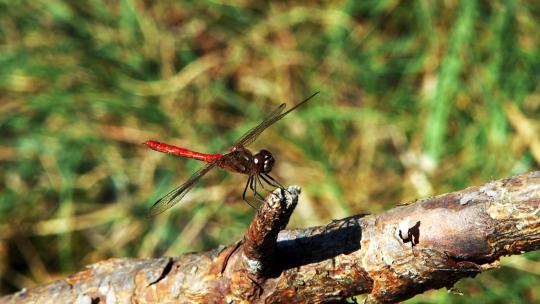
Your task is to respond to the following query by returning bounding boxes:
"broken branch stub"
[229,186,300,301]
[242,186,299,276]
[2,172,540,303]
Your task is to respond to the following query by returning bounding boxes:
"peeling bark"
[2,171,540,303]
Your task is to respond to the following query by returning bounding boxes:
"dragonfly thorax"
[253,149,274,173]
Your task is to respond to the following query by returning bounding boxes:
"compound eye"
[254,150,274,173]
[263,155,274,173]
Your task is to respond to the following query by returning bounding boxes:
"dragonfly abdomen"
[144,140,222,163]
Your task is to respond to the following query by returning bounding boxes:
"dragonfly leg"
[242,176,257,209]
[261,173,291,197]
[256,175,281,200]
[256,175,274,193]
[259,174,278,188]
[249,174,266,202]
[261,173,288,191]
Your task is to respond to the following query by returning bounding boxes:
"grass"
[1,0,539,302]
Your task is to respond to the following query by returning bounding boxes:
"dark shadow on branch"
[273,215,364,274]
[399,220,421,246]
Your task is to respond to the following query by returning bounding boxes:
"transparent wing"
[233,103,286,147]
[149,161,218,216]
[234,91,320,147]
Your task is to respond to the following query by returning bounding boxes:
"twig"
[2,172,540,303]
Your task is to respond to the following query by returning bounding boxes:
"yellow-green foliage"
[0,1,539,302]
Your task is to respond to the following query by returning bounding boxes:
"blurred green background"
[1,0,539,302]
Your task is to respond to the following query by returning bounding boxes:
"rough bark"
[2,171,540,303]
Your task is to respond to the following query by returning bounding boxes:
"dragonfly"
[144,91,319,215]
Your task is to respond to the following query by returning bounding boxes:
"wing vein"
[149,161,218,216]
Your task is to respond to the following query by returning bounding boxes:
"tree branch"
[2,171,540,303]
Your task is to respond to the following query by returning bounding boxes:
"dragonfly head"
[253,149,274,173]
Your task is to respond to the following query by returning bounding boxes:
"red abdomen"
[144,140,222,163]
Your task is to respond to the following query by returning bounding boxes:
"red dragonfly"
[144,92,319,215]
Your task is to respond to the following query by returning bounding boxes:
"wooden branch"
[2,171,540,303]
